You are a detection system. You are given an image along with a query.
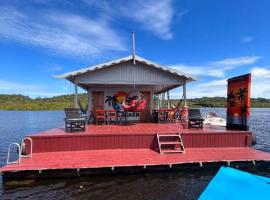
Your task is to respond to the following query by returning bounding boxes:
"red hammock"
[122,92,146,112]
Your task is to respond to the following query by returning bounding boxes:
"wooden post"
[157,94,160,109]
[150,90,153,112]
[167,91,170,109]
[183,81,187,107]
[87,89,92,124]
[88,89,92,113]
[74,83,78,108]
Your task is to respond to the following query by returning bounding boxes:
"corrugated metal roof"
[53,55,196,81]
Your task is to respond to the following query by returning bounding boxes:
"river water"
[0,109,269,200]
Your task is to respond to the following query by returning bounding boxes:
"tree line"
[0,94,269,110]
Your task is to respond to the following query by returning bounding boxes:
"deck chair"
[64,108,87,132]
[188,109,204,129]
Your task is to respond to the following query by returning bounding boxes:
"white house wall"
[75,61,185,85]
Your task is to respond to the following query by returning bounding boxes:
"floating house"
[1,38,270,182]
[55,54,194,122]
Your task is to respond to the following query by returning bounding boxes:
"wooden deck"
[26,123,253,153]
[34,123,244,136]
[1,123,269,181]
[1,148,270,173]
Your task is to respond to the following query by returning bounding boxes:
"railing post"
[7,143,21,164]
[21,137,33,158]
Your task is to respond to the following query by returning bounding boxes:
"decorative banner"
[105,91,128,111]
[226,74,251,130]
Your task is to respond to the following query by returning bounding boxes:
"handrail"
[21,137,33,158]
[7,143,21,164]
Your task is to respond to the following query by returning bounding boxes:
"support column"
[74,83,78,108]
[157,94,160,109]
[150,90,153,112]
[88,89,92,112]
[167,91,170,109]
[87,89,92,124]
[183,81,187,106]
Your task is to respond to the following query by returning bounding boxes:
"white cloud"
[168,56,270,98]
[211,56,260,67]
[121,0,175,40]
[250,67,270,98]
[241,36,254,43]
[0,80,41,92]
[86,0,178,40]
[170,66,270,99]
[52,66,63,72]
[0,79,66,97]
[170,56,261,78]
[0,6,125,57]
[198,79,227,87]
[251,67,270,78]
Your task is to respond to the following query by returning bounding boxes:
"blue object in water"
[199,167,270,200]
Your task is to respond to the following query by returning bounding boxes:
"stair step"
[159,141,181,145]
[158,134,179,137]
[157,132,185,154]
[160,149,184,153]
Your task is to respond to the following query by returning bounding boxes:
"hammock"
[78,99,88,114]
[122,91,146,112]
[168,94,184,111]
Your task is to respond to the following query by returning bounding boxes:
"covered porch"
[55,55,195,124]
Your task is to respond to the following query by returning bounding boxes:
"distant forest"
[0,94,270,110]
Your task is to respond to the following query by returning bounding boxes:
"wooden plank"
[1,148,270,173]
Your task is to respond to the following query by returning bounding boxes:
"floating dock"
[1,123,270,181]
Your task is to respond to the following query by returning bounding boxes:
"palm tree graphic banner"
[226,74,251,131]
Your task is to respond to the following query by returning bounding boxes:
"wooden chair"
[64,108,87,132]
[188,109,204,129]
[95,110,107,125]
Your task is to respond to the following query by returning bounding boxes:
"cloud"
[250,67,270,98]
[241,36,254,43]
[170,67,270,99]
[120,0,175,40]
[251,67,270,78]
[0,80,41,92]
[169,61,268,99]
[85,0,178,40]
[210,56,260,66]
[51,65,63,72]
[0,6,125,57]
[0,79,66,97]
[170,56,261,78]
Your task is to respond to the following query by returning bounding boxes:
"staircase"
[157,132,185,154]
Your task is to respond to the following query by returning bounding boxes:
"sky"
[0,0,270,98]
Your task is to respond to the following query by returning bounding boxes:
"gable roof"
[54,55,196,82]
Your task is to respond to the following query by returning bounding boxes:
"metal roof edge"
[54,54,196,81]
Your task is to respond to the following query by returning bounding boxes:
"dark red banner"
[226,74,251,130]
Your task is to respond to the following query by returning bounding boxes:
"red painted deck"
[34,123,244,136]
[2,123,269,180]
[35,123,184,136]
[26,123,253,153]
[1,147,270,172]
